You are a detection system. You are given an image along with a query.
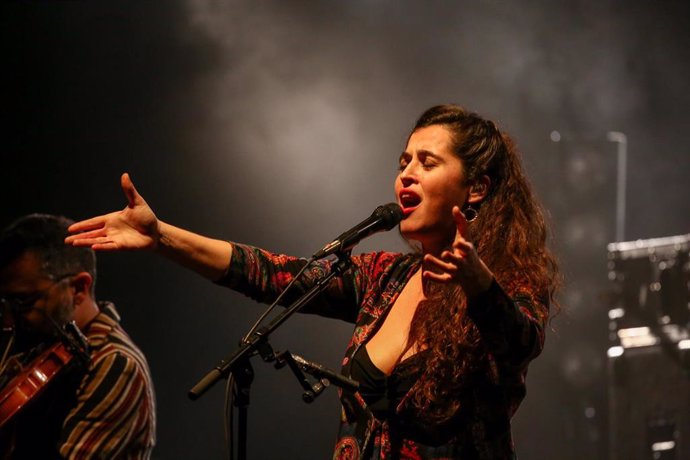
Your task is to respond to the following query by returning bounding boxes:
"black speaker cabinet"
[607,234,690,460]
[608,335,690,460]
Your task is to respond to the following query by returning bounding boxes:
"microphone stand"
[188,251,358,460]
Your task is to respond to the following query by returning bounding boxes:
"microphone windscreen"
[375,203,404,230]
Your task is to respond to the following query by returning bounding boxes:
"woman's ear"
[467,175,491,204]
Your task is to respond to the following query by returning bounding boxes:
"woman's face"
[395,124,470,252]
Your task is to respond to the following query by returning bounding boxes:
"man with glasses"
[0,214,155,459]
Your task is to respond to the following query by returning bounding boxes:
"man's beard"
[13,303,72,353]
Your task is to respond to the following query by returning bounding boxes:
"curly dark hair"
[403,104,560,424]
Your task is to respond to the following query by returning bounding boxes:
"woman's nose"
[400,175,415,187]
[399,163,417,186]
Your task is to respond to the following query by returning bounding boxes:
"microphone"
[291,353,360,393]
[311,203,404,260]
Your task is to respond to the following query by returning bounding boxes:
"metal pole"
[607,132,627,242]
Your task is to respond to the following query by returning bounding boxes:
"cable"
[241,258,315,343]
[224,372,235,460]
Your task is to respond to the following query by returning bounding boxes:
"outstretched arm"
[65,172,233,281]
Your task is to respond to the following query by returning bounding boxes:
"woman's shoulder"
[353,250,418,266]
[350,251,420,280]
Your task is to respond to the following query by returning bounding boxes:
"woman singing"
[67,104,560,459]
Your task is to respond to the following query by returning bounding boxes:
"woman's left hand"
[422,206,495,298]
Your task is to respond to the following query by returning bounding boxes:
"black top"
[350,345,424,420]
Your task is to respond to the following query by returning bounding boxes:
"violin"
[0,341,77,427]
[0,320,90,429]
[0,302,90,459]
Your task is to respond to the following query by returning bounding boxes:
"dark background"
[2,1,689,459]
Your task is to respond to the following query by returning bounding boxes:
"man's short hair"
[0,214,97,293]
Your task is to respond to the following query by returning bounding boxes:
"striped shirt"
[57,301,156,459]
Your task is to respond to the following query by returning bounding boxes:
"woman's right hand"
[65,173,160,251]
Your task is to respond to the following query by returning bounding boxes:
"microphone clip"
[274,349,359,403]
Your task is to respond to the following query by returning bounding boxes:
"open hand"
[422,206,494,298]
[65,173,160,251]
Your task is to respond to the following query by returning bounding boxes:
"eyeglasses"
[0,273,75,314]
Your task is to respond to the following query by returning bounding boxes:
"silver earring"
[463,205,478,223]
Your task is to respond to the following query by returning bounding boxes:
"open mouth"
[399,191,421,215]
